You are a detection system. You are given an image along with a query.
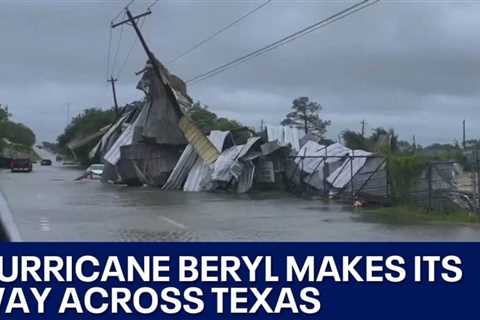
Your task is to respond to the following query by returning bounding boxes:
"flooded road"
[1,159,480,241]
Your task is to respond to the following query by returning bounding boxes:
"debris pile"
[288,141,388,201]
[90,57,218,186]
[88,57,387,201]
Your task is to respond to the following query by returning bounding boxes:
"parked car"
[85,164,104,179]
[10,159,33,173]
[40,159,52,166]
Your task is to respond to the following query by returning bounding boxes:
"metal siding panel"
[179,116,219,164]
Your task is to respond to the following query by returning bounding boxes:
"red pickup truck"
[10,158,33,172]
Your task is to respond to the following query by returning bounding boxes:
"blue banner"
[0,243,476,319]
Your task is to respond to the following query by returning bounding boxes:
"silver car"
[85,164,104,179]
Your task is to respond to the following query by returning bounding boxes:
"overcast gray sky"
[1,0,479,145]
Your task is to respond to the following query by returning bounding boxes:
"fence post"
[350,152,355,203]
[473,149,480,213]
[323,147,328,197]
[427,163,432,212]
[300,156,305,191]
[385,158,391,203]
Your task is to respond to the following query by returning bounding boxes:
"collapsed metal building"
[85,56,390,201]
[90,57,218,187]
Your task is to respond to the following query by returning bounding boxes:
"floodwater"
[0,153,479,241]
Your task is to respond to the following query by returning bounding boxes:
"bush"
[387,154,427,202]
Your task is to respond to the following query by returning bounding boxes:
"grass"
[363,205,480,225]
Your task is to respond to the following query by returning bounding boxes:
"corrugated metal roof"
[89,113,130,159]
[103,123,135,165]
[266,125,303,151]
[66,125,110,150]
[179,116,219,164]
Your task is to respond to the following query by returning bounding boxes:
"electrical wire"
[109,0,156,79]
[147,0,160,10]
[187,0,377,84]
[168,0,273,64]
[110,23,125,78]
[186,0,380,85]
[116,16,147,79]
[111,0,136,24]
[105,26,113,81]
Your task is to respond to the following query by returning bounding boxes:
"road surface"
[1,152,480,241]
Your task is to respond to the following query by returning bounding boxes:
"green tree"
[342,130,368,150]
[281,97,331,137]
[57,108,116,163]
[0,104,10,122]
[342,127,401,153]
[0,121,36,146]
[185,102,242,133]
[369,127,398,153]
[0,104,36,153]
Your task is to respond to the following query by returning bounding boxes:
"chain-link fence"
[287,154,390,205]
[396,161,474,212]
[288,153,479,213]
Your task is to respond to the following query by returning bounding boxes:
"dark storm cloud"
[1,0,479,145]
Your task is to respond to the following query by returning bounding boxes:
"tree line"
[55,96,465,167]
[0,104,36,151]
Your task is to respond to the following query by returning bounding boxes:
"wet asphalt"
[1,155,480,241]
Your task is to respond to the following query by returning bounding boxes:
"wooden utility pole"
[462,119,466,149]
[112,8,182,117]
[107,76,119,116]
[361,120,365,137]
[112,7,221,165]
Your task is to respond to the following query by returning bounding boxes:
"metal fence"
[456,150,480,213]
[288,154,479,213]
[287,154,390,205]
[398,161,469,212]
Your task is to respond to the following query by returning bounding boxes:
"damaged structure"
[82,55,389,203]
[89,57,218,187]
[288,141,389,203]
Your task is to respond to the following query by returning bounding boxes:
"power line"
[108,0,155,79]
[147,0,160,10]
[187,0,378,84]
[168,0,273,64]
[110,23,125,78]
[105,26,113,81]
[111,0,136,24]
[186,0,380,85]
[116,16,147,79]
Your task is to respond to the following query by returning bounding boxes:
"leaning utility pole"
[111,8,182,117]
[107,76,119,116]
[111,7,220,165]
